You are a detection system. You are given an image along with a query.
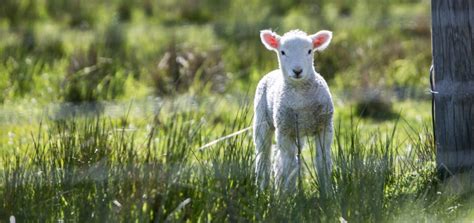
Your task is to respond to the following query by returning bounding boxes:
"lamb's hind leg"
[315,119,333,193]
[254,119,273,190]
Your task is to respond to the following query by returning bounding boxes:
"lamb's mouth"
[292,75,303,79]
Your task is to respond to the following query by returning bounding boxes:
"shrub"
[0,67,10,103]
[0,0,43,27]
[117,1,133,22]
[2,26,65,62]
[45,0,98,29]
[354,90,398,120]
[36,37,65,62]
[62,47,126,103]
[150,41,227,96]
[103,21,128,58]
[0,57,46,99]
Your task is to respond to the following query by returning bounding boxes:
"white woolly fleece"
[254,29,334,191]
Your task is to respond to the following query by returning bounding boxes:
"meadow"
[1,0,473,221]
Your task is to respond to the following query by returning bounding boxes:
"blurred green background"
[0,0,431,104]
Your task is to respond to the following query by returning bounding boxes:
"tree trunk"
[431,0,474,176]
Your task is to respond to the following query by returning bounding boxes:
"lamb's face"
[278,36,314,80]
[260,29,332,81]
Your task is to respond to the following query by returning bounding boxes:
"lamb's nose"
[292,68,303,76]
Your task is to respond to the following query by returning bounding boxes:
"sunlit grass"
[1,100,472,221]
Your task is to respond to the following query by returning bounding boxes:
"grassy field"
[2,100,473,222]
[1,0,474,222]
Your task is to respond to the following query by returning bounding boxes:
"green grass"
[1,101,473,222]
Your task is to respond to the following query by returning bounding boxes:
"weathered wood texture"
[432,0,474,174]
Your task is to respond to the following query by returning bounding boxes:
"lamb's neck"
[282,71,319,90]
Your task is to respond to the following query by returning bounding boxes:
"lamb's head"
[260,29,332,81]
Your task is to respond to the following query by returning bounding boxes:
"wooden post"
[431,0,474,176]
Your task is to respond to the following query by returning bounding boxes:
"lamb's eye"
[308,49,312,54]
[281,50,286,55]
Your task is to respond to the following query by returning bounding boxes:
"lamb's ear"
[260,30,281,51]
[310,30,332,51]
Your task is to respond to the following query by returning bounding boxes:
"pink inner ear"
[264,34,279,48]
[313,35,327,48]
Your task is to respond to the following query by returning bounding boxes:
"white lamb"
[254,29,334,191]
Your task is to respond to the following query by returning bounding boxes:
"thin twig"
[198,126,253,151]
[295,113,303,190]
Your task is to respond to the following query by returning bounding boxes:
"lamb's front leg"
[274,131,298,191]
[254,120,273,190]
[315,119,333,193]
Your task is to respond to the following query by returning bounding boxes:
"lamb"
[254,29,334,191]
